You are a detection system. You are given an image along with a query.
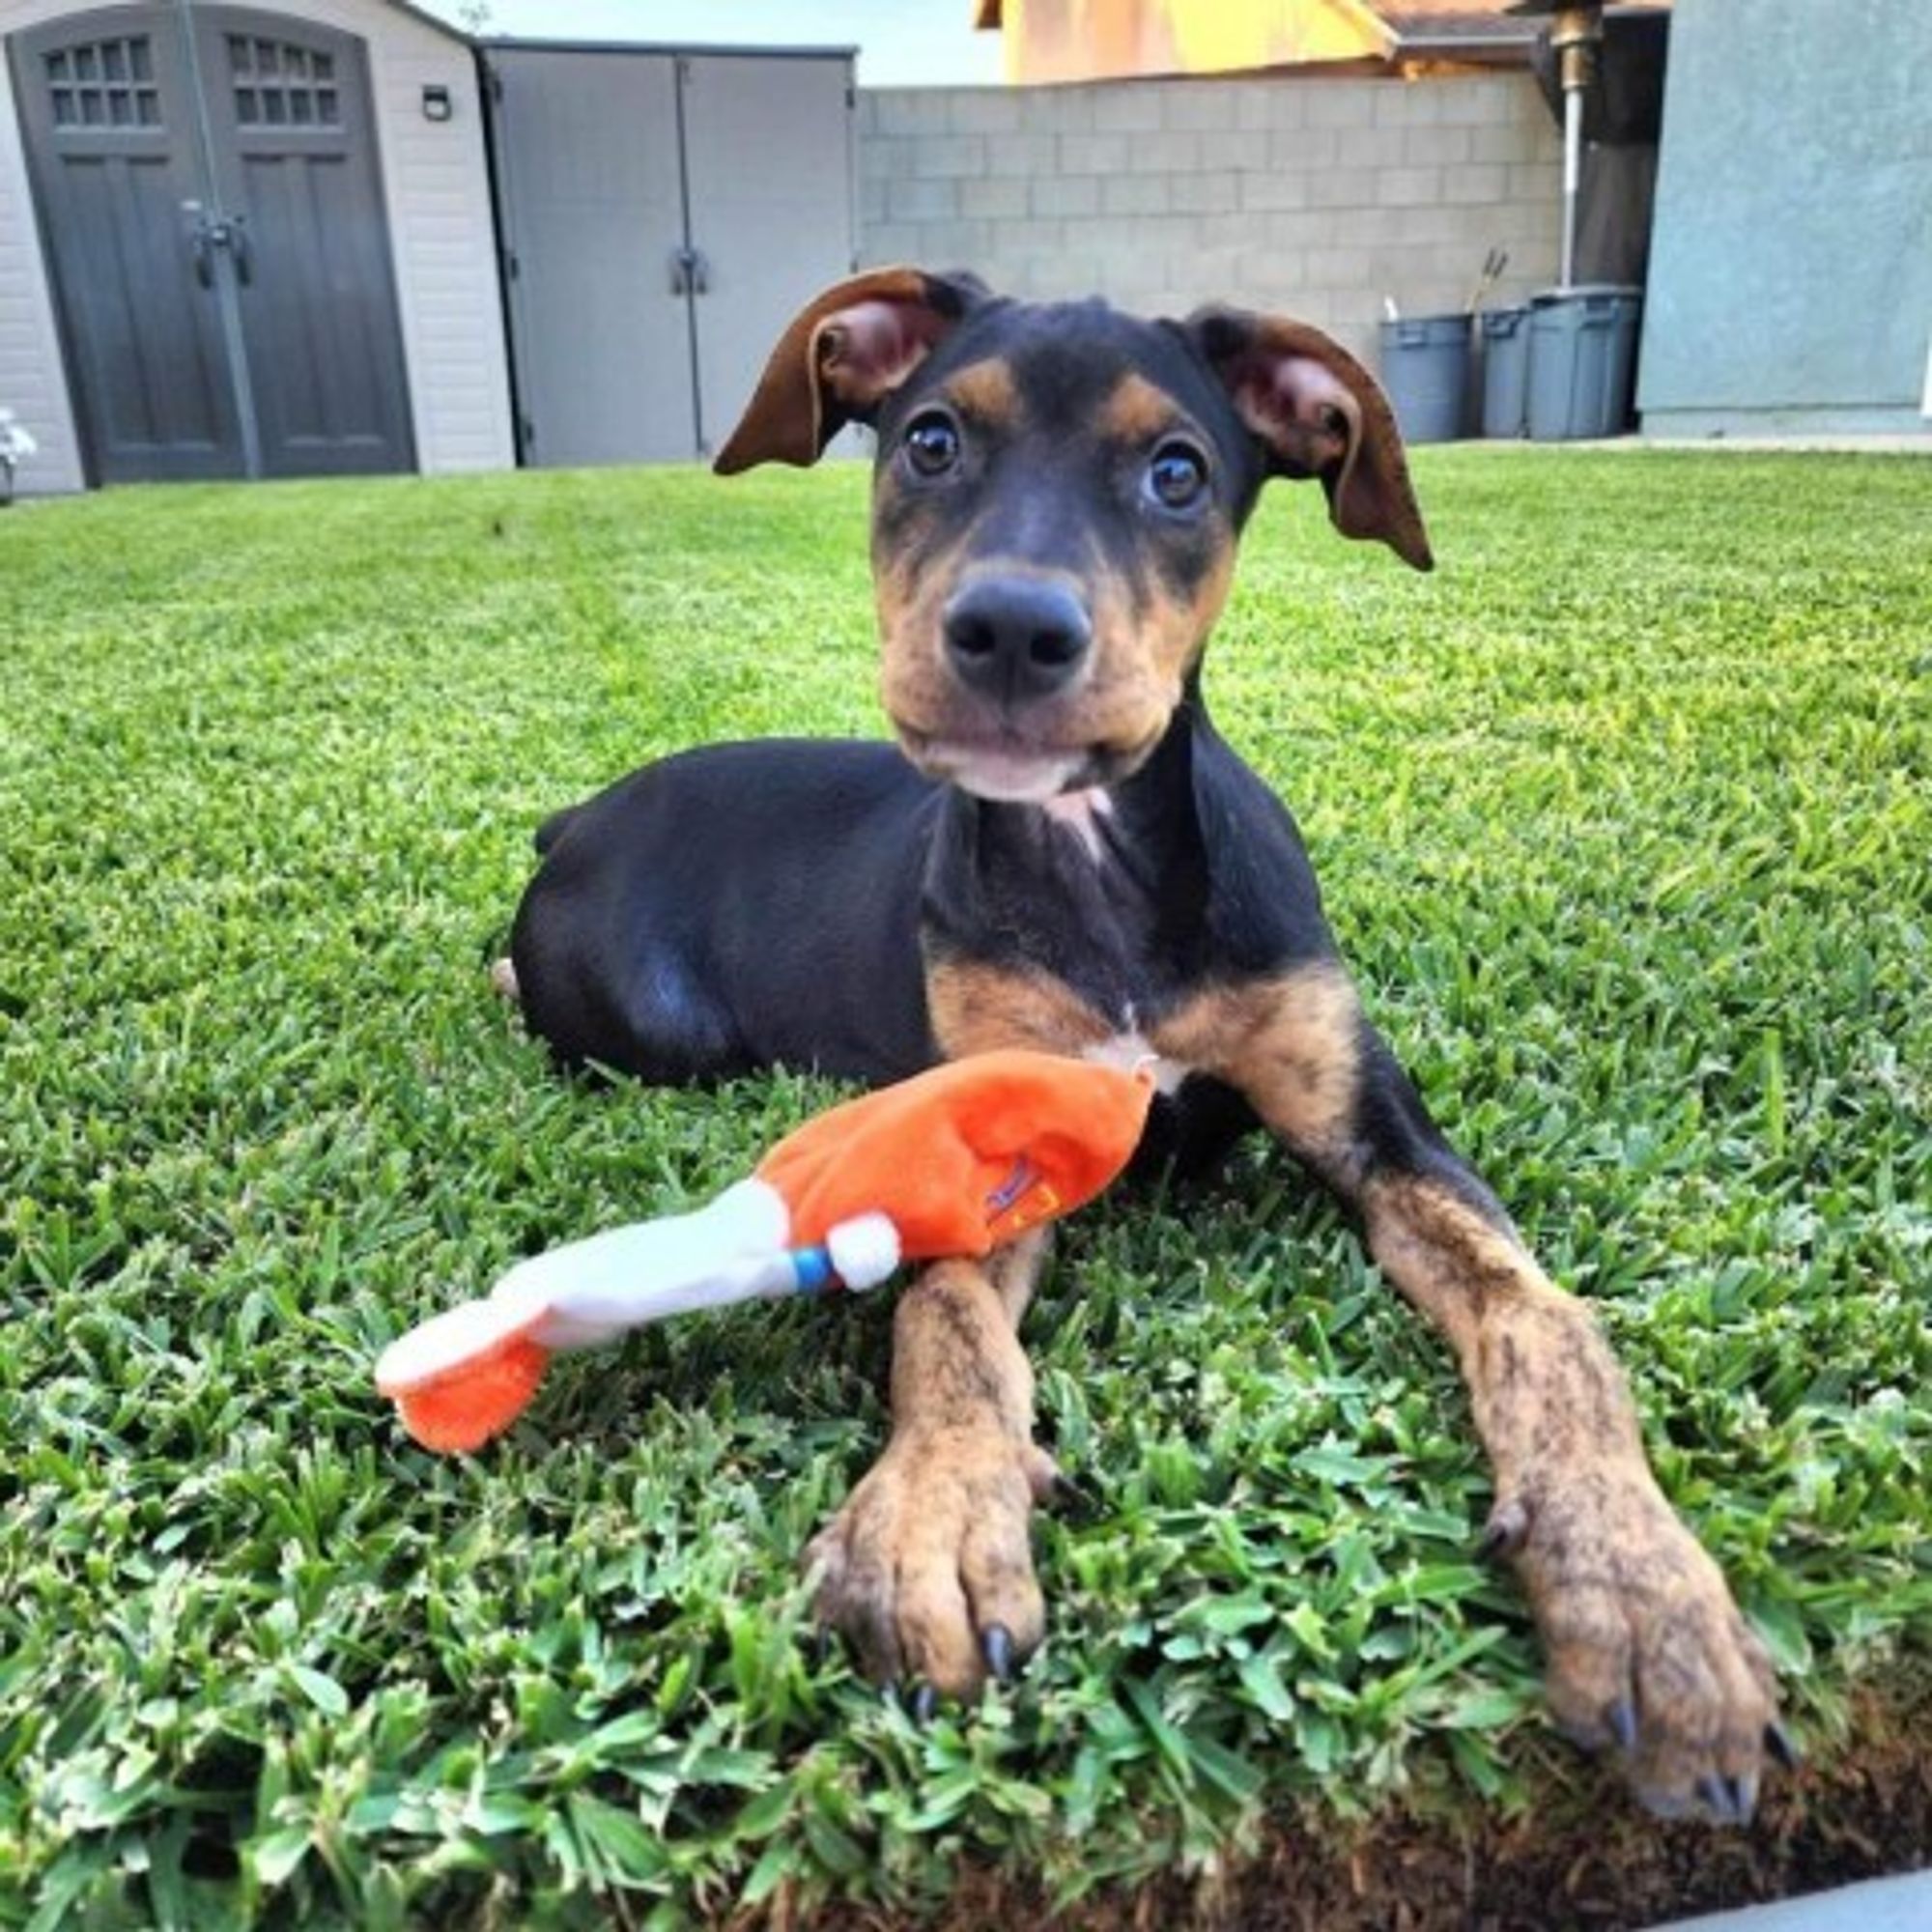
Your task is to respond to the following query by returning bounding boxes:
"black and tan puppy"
[504,270,1787,1821]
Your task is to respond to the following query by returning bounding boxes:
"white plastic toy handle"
[498,1187,901,1351]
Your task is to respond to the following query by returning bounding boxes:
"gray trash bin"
[1525,285,1642,441]
[1378,313,1471,445]
[1479,305,1531,439]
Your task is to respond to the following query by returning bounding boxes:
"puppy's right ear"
[713,267,988,474]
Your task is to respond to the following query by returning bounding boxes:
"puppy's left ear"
[1182,305,1434,572]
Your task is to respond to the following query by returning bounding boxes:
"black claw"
[1765,1719,1801,1770]
[910,1683,938,1724]
[1727,1773,1758,1825]
[1606,1697,1638,1754]
[1696,1773,1736,1824]
[1475,1498,1529,1564]
[982,1623,1014,1685]
[810,1624,837,1668]
[1050,1469,1105,1520]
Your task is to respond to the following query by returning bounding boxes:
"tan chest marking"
[930,959,1361,1143]
[1149,962,1362,1155]
[926,958,1113,1060]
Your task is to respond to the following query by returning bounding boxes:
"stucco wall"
[1639,0,1932,436]
[858,73,1563,366]
[0,0,512,494]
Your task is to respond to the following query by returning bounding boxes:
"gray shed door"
[680,54,857,456]
[487,48,855,468]
[200,11,413,476]
[8,2,413,485]
[489,51,694,465]
[11,7,240,480]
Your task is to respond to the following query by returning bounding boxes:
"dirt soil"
[791,1675,1931,1932]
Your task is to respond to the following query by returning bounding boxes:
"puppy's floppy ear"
[1182,305,1434,572]
[714,267,990,475]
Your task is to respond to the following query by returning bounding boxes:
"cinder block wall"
[858,75,1562,365]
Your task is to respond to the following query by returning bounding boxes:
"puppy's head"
[716,269,1431,803]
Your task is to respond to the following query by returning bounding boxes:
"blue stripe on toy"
[790,1246,835,1293]
[985,1156,1037,1215]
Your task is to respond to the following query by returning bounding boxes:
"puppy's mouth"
[894,724,1153,802]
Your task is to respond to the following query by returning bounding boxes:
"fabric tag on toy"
[983,1156,1063,1241]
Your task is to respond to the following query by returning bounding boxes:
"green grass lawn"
[2,451,1929,1929]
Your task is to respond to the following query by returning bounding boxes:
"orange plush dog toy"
[376,1050,1154,1453]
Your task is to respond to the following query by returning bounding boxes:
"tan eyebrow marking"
[945,357,1021,426]
[1099,371,1182,444]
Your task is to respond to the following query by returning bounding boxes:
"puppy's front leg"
[809,1234,1055,1700]
[1356,1161,1786,1820]
[1159,964,1786,1820]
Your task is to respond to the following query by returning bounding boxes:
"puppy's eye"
[1146,441,1208,510]
[903,412,961,477]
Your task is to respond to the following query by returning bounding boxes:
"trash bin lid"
[1378,313,1475,342]
[1531,284,1643,304]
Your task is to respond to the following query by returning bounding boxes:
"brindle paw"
[1504,1472,1783,1824]
[805,1422,1053,1699]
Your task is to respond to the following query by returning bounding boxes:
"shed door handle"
[185,210,252,288]
[669,245,710,297]
[226,214,252,287]
[184,200,213,287]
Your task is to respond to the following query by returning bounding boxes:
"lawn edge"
[769,1669,1931,1932]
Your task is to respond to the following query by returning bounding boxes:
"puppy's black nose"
[942,578,1093,705]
